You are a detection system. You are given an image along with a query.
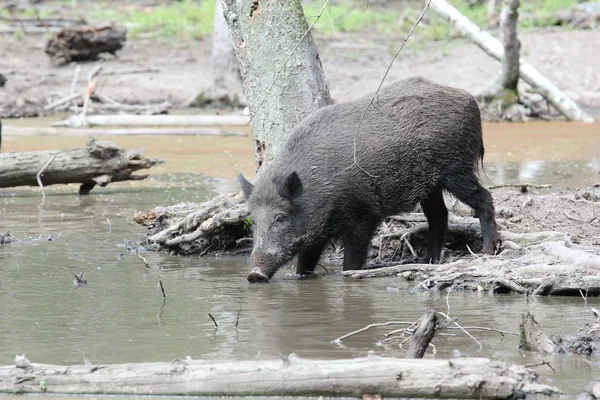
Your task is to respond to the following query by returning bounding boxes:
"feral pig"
[238,76,499,283]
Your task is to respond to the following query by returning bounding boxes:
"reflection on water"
[1,183,600,396]
[484,159,599,188]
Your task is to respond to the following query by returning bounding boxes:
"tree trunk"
[500,0,520,92]
[430,0,594,123]
[0,138,163,195]
[0,356,560,398]
[200,0,246,107]
[221,0,332,167]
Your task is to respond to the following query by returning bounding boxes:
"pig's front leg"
[296,242,325,275]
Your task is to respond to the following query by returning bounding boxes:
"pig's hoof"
[247,268,269,283]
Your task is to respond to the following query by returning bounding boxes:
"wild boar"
[238,76,499,283]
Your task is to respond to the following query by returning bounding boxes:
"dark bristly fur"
[239,77,499,283]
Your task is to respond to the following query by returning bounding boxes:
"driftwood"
[0,356,560,398]
[406,310,439,358]
[2,126,247,137]
[430,0,594,123]
[45,24,127,65]
[0,138,163,195]
[519,311,600,356]
[52,114,250,128]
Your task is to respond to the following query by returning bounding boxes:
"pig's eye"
[275,215,285,224]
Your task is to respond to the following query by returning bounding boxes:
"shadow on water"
[1,180,600,397]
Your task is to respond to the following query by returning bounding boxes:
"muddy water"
[1,120,600,397]
[2,119,600,186]
[1,185,600,397]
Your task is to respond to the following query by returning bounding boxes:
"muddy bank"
[341,185,600,295]
[1,28,599,119]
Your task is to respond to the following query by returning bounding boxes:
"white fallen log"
[0,138,163,194]
[430,0,594,123]
[0,355,560,398]
[3,126,247,137]
[52,114,250,128]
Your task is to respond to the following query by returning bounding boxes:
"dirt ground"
[1,25,599,118]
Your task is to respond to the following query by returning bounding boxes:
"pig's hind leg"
[445,176,498,255]
[420,187,448,263]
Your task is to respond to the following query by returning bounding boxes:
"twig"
[487,183,552,190]
[403,237,417,258]
[235,300,242,328]
[36,155,56,201]
[331,321,416,344]
[158,280,166,299]
[251,0,333,121]
[45,93,81,111]
[70,64,81,111]
[137,253,150,269]
[208,313,218,328]
[444,326,518,336]
[106,218,111,233]
[466,244,480,258]
[524,360,557,374]
[30,0,48,35]
[438,311,483,350]
[580,288,588,325]
[338,0,431,179]
[446,289,451,317]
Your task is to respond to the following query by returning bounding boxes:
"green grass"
[89,0,215,40]
[3,0,578,43]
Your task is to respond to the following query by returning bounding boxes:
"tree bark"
[406,310,439,358]
[0,356,560,398]
[500,0,520,92]
[221,0,332,167]
[200,0,246,107]
[0,138,163,194]
[430,0,594,123]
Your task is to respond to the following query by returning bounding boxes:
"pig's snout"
[247,267,269,283]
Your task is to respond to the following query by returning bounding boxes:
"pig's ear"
[237,172,254,200]
[281,171,303,200]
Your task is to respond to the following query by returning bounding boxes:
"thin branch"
[158,280,166,299]
[438,311,483,350]
[250,0,332,121]
[487,183,552,190]
[208,313,218,328]
[338,0,431,178]
[36,155,56,202]
[331,321,416,344]
[235,300,242,328]
[137,253,150,269]
[523,360,557,374]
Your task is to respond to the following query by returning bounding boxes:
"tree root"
[134,192,250,255]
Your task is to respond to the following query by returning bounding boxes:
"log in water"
[0,355,560,398]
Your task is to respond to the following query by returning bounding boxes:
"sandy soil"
[1,26,599,117]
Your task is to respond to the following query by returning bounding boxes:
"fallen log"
[0,138,163,195]
[52,114,250,128]
[3,126,248,137]
[430,0,594,123]
[406,310,439,358]
[45,24,127,65]
[0,356,560,398]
